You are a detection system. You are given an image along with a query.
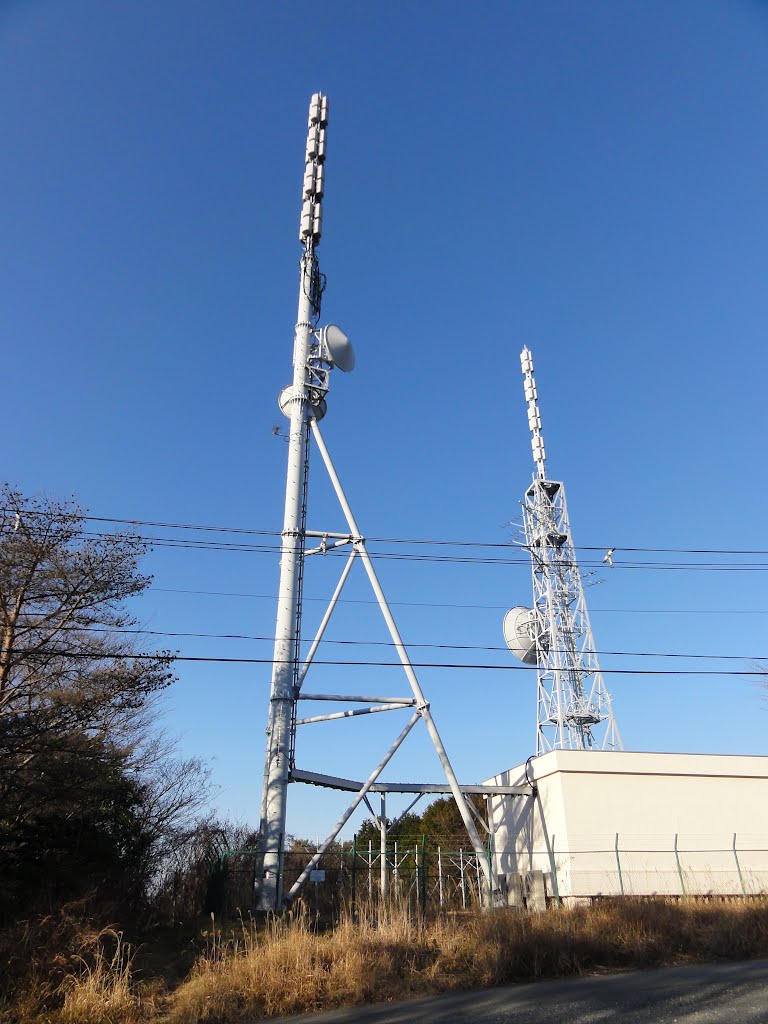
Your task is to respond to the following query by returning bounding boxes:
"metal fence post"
[487,832,494,907]
[733,833,746,896]
[615,832,624,896]
[674,833,687,897]
[421,835,427,914]
[460,849,466,909]
[415,844,419,912]
[548,833,561,906]
[438,846,444,907]
[351,834,357,909]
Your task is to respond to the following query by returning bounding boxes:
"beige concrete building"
[484,750,768,903]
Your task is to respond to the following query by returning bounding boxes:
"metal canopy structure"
[508,347,622,755]
[256,94,529,912]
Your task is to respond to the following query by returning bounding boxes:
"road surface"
[270,958,768,1023]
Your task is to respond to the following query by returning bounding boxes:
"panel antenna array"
[505,347,622,754]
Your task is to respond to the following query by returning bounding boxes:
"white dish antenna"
[503,605,539,665]
[322,324,355,372]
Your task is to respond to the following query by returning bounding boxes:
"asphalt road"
[271,959,768,1023]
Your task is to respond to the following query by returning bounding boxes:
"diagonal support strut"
[309,418,495,898]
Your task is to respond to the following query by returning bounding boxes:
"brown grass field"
[3,898,768,1023]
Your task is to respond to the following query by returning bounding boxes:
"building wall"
[485,750,768,901]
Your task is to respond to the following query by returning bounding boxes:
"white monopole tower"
[257,95,504,912]
[256,93,333,912]
[504,347,622,755]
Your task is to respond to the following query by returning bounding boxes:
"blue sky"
[3,1,768,841]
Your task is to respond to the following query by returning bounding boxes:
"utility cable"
[9,646,768,676]
[6,526,768,572]
[149,587,768,616]
[12,619,768,662]
[5,506,768,558]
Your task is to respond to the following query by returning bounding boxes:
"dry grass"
[0,911,160,1024]
[169,905,438,1023]
[4,898,768,1023]
[57,931,161,1024]
[168,897,768,1023]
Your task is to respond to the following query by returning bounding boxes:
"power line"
[150,586,768,617]
[76,535,768,570]
[11,646,768,676]
[0,508,282,539]
[11,526,768,572]
[15,620,768,662]
[7,506,768,559]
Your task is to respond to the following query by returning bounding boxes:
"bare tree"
[0,486,172,729]
[0,485,209,919]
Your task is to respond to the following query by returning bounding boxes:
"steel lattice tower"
[518,347,622,754]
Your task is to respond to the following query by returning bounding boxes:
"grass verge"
[168,898,768,1022]
[3,898,768,1023]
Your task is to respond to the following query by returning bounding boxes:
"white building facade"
[485,750,768,903]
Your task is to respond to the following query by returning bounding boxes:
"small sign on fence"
[310,869,326,883]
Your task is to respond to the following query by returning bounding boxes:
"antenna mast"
[518,346,621,754]
[256,96,498,912]
[257,93,329,911]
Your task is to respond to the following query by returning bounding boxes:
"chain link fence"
[206,834,768,917]
[538,835,768,901]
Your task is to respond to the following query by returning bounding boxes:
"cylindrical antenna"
[520,346,546,480]
[258,94,329,912]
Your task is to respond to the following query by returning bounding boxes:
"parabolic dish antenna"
[322,324,355,372]
[503,605,539,666]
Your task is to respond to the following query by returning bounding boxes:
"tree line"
[0,485,221,927]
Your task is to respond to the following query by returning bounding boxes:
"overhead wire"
[3,523,768,572]
[9,645,768,676]
[7,507,768,668]
[5,506,768,559]
[12,619,768,662]
[150,587,768,616]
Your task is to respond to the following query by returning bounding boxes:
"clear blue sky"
[3,1,768,840]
